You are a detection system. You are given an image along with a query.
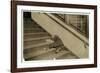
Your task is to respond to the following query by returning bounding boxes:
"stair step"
[24,25,41,28]
[24,33,50,39]
[24,36,51,41]
[24,39,54,54]
[24,28,44,31]
[24,39,46,45]
[24,30,45,33]
[24,40,53,49]
[24,20,37,25]
[24,22,39,26]
[24,21,35,25]
[24,48,55,60]
[24,20,37,24]
[24,44,52,54]
[24,32,49,36]
[33,50,70,60]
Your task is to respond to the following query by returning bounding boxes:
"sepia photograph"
[23,12,89,61]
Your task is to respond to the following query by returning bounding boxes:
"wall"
[0,0,99,73]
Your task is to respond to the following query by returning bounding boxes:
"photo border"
[11,1,97,72]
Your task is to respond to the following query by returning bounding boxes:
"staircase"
[31,13,89,58]
[24,18,78,61]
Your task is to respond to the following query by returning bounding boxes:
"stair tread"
[24,48,55,59]
[24,40,53,49]
[24,24,39,26]
[24,28,43,30]
[24,34,50,39]
[24,32,49,35]
[24,40,46,45]
[24,30,45,33]
[24,21,37,25]
[24,36,51,41]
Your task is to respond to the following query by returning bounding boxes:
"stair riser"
[24,28,44,31]
[24,46,49,54]
[24,30,45,33]
[24,41,51,49]
[24,40,46,45]
[24,26,41,28]
[24,37,50,42]
[24,34,50,39]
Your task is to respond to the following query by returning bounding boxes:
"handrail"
[45,13,89,45]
